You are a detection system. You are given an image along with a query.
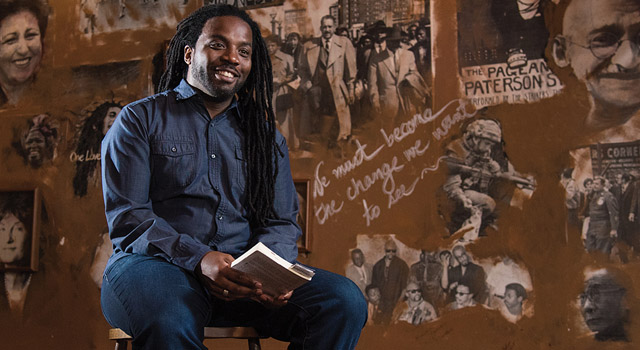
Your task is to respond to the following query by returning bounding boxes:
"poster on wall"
[457,0,563,108]
[11,114,61,169]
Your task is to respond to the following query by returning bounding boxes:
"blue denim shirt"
[101,80,301,273]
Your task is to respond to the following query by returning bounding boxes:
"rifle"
[445,156,537,190]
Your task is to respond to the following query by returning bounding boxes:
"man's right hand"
[197,251,262,301]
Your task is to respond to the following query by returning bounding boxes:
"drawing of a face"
[102,106,121,135]
[0,10,43,87]
[267,41,278,56]
[24,128,45,167]
[367,287,381,304]
[351,250,364,267]
[0,212,27,263]
[406,282,422,302]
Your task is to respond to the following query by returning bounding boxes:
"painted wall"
[1,0,639,348]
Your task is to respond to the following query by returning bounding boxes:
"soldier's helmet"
[466,119,501,143]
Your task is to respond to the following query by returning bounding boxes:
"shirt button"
[218,216,223,220]
[210,154,216,159]
[171,147,177,152]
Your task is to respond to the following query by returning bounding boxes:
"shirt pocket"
[151,141,196,189]
[234,145,247,194]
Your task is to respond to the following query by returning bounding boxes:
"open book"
[231,242,314,297]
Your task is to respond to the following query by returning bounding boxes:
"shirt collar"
[174,79,239,116]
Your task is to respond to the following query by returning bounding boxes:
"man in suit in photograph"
[368,26,429,125]
[298,15,356,149]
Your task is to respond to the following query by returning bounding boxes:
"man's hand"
[610,230,618,239]
[253,290,293,308]
[197,251,262,301]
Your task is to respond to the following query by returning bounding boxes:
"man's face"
[504,289,522,309]
[615,174,623,184]
[475,138,496,154]
[367,288,381,304]
[185,16,252,102]
[25,129,45,166]
[102,106,121,135]
[593,179,605,192]
[454,249,469,266]
[0,213,27,263]
[286,36,299,48]
[585,181,593,192]
[416,28,428,43]
[385,246,397,260]
[455,285,473,306]
[374,39,386,53]
[559,0,640,111]
[320,18,335,40]
[351,251,364,267]
[0,10,43,86]
[266,41,278,56]
[406,283,422,302]
[580,278,626,334]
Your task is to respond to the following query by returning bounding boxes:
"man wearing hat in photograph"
[368,26,429,124]
[584,177,619,255]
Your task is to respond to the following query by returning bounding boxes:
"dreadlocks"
[159,4,280,227]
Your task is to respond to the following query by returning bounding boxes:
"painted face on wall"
[0,212,27,263]
[102,106,121,135]
[558,0,640,112]
[406,283,422,302]
[453,248,469,266]
[0,10,43,87]
[24,128,46,167]
[185,16,252,102]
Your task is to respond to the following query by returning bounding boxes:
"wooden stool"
[109,327,263,350]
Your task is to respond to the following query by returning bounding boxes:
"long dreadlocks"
[158,4,280,227]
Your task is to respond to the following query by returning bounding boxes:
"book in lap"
[231,242,315,297]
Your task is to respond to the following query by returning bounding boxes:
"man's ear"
[184,45,193,65]
[552,35,570,68]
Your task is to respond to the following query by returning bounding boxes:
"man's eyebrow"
[588,24,623,37]
[208,34,252,47]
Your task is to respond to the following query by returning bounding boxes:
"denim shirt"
[101,79,301,273]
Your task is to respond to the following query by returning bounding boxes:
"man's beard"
[193,63,244,102]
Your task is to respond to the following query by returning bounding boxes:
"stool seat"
[109,326,263,349]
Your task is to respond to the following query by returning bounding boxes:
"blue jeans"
[101,254,367,350]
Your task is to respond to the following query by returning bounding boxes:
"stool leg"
[115,339,129,350]
[248,337,261,350]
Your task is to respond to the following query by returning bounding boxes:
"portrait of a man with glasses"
[552,0,640,131]
[579,270,628,341]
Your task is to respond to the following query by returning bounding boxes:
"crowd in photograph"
[264,16,432,157]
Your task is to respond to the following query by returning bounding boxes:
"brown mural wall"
[1,0,639,349]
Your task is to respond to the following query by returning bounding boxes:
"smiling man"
[100,5,366,350]
[553,0,640,130]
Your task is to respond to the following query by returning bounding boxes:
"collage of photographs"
[0,0,639,348]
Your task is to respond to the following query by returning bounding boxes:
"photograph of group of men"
[563,144,640,261]
[345,236,532,326]
[257,13,432,158]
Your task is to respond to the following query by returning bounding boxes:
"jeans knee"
[329,277,368,325]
